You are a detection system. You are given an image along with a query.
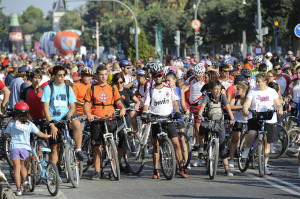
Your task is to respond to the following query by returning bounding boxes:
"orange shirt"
[84,82,121,119]
[244,63,252,71]
[73,82,91,114]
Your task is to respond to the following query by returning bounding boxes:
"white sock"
[75,149,81,152]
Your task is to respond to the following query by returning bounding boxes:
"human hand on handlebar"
[87,113,95,122]
[119,108,126,117]
[50,124,58,140]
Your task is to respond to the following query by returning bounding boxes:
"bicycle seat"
[40,147,51,153]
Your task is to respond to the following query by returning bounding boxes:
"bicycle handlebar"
[92,112,116,121]
[45,113,84,125]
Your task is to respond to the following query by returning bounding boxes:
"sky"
[1,0,85,16]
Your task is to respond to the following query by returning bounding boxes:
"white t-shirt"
[144,83,179,116]
[124,74,134,85]
[264,59,273,70]
[249,75,256,88]
[246,87,279,123]
[290,79,300,104]
[186,76,205,104]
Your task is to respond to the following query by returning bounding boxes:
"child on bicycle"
[197,80,235,176]
[5,102,51,196]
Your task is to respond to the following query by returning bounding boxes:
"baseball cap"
[18,66,27,73]
[266,52,273,57]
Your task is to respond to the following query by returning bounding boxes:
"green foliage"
[60,10,82,30]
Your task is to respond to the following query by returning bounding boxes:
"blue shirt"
[6,120,39,151]
[9,77,24,109]
[172,86,184,122]
[86,60,94,69]
[41,82,77,121]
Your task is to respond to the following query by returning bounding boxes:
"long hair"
[13,112,31,124]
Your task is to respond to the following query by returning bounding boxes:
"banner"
[156,24,163,58]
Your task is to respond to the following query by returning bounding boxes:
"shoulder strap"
[49,83,54,100]
[24,87,31,103]
[91,83,115,107]
[234,95,240,105]
[65,84,70,106]
[91,84,95,105]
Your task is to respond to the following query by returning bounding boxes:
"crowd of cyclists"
[0,50,299,196]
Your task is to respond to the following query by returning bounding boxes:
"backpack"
[90,83,115,107]
[49,81,70,106]
[207,100,223,120]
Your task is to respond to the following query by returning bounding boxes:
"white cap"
[266,52,273,57]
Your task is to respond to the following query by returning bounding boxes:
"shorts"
[151,115,178,139]
[247,119,278,143]
[189,105,200,123]
[10,148,30,161]
[90,120,118,146]
[232,122,247,132]
[175,121,185,130]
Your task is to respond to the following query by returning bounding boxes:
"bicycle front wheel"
[107,138,120,180]
[28,158,36,192]
[178,132,191,169]
[160,137,176,180]
[286,127,300,157]
[257,138,265,177]
[123,131,145,175]
[208,138,219,180]
[46,161,60,196]
[238,134,250,172]
[65,144,80,188]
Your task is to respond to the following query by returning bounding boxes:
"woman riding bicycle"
[242,73,283,175]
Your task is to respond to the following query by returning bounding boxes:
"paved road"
[2,154,300,199]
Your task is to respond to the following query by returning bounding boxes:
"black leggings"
[199,124,227,159]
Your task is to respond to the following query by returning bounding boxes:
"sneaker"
[225,170,234,176]
[23,181,30,192]
[76,151,88,161]
[228,160,235,168]
[178,169,188,178]
[0,171,7,182]
[265,166,272,175]
[90,172,101,180]
[16,189,22,196]
[192,158,203,167]
[241,148,250,159]
[198,147,204,154]
[186,164,191,170]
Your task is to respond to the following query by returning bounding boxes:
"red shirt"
[20,86,43,121]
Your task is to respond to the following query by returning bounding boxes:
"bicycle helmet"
[14,102,29,113]
[119,60,132,68]
[135,69,145,76]
[194,62,205,76]
[163,66,169,76]
[246,56,253,61]
[136,60,142,64]
[81,67,93,76]
[253,55,264,64]
[241,68,252,77]
[150,62,162,74]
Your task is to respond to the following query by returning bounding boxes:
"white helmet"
[194,62,205,76]
[253,55,264,64]
[163,66,169,76]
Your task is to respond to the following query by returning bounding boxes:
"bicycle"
[201,118,222,180]
[93,113,120,181]
[81,120,93,174]
[238,109,279,177]
[27,135,60,196]
[140,115,176,180]
[48,114,82,188]
[115,108,144,175]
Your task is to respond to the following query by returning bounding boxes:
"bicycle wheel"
[208,138,219,180]
[178,132,191,169]
[160,137,176,180]
[65,144,80,188]
[238,134,250,172]
[123,131,145,175]
[107,138,120,180]
[46,161,60,196]
[257,137,265,177]
[286,127,300,157]
[36,141,49,185]
[269,124,289,159]
[28,158,36,192]
[4,137,13,169]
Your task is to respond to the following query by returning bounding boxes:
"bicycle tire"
[4,137,13,169]
[208,138,219,180]
[65,144,80,188]
[269,124,289,159]
[123,131,145,175]
[160,137,176,180]
[286,127,300,157]
[78,160,83,178]
[238,134,250,173]
[36,141,49,185]
[107,138,120,180]
[257,137,265,177]
[178,132,191,169]
[28,158,36,192]
[46,161,60,196]
[1,188,15,199]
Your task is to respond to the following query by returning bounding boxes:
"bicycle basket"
[201,120,223,133]
[253,111,274,120]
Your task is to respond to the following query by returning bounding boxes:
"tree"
[60,10,82,30]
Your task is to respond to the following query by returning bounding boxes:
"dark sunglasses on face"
[116,81,124,85]
[274,68,281,71]
[223,70,230,73]
[154,75,163,78]
[58,74,66,77]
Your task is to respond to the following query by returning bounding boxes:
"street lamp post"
[67,0,139,60]
[257,0,263,46]
[194,0,201,62]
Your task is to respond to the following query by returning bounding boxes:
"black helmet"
[241,68,252,77]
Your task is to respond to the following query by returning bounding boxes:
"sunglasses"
[58,74,66,77]
[223,70,230,73]
[154,75,163,78]
[274,68,281,71]
[116,81,124,85]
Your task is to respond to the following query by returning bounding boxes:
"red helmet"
[14,102,30,113]
[136,60,142,64]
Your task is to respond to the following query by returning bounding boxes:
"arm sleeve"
[68,86,78,104]
[30,122,40,134]
[5,121,12,134]
[171,87,179,101]
[201,95,209,105]
[246,89,254,101]
[41,85,51,103]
